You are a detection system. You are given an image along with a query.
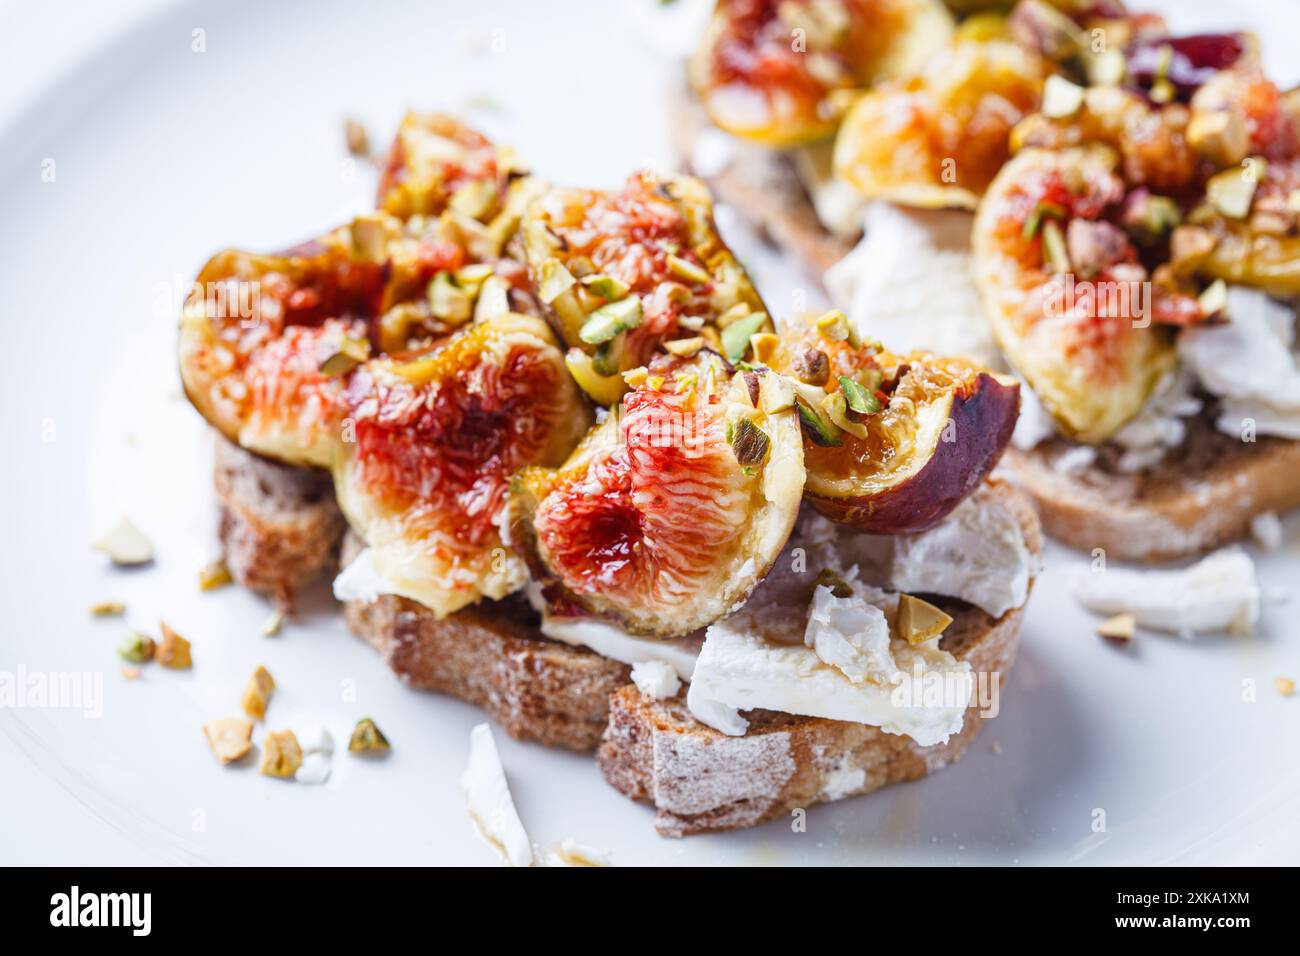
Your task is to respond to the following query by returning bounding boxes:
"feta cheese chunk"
[1069,547,1260,636]
[630,660,682,701]
[460,723,533,867]
[804,584,894,684]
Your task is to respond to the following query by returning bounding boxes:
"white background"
[0,0,1297,865]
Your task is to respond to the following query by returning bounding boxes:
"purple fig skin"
[808,374,1020,534]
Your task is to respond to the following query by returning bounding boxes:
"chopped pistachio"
[455,262,495,290]
[473,275,512,323]
[118,632,156,664]
[449,179,498,220]
[579,296,643,345]
[820,391,868,439]
[344,118,370,156]
[565,350,627,406]
[427,271,473,324]
[663,336,704,358]
[204,718,254,765]
[1288,190,1300,213]
[721,312,768,361]
[791,347,830,386]
[1021,200,1066,240]
[89,600,125,618]
[677,314,705,331]
[197,558,233,591]
[1097,612,1136,642]
[1087,48,1125,86]
[622,366,649,387]
[348,717,391,753]
[838,376,881,416]
[241,665,276,721]
[728,417,771,467]
[716,302,752,328]
[1041,75,1085,119]
[579,273,630,300]
[1040,220,1071,273]
[538,258,577,304]
[815,309,851,342]
[1206,165,1260,220]
[674,371,699,396]
[350,214,389,260]
[759,374,796,414]
[813,569,853,599]
[120,665,141,681]
[896,594,953,645]
[157,622,193,669]
[749,332,780,365]
[1275,676,1296,697]
[259,729,303,778]
[1187,110,1248,168]
[1198,279,1228,318]
[645,375,666,391]
[320,335,372,377]
[93,516,153,566]
[261,609,285,637]
[796,395,842,447]
[1124,193,1182,245]
[666,254,711,285]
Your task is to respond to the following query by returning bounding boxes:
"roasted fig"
[521,171,769,404]
[834,38,1048,208]
[972,146,1178,443]
[375,112,517,221]
[689,0,953,146]
[333,313,591,618]
[510,351,805,638]
[770,316,1019,533]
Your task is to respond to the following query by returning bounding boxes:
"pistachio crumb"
[89,601,125,617]
[204,718,254,765]
[1097,612,1136,642]
[241,665,276,721]
[118,632,156,664]
[344,118,370,156]
[348,717,391,754]
[259,729,303,778]
[1275,677,1296,698]
[198,559,232,592]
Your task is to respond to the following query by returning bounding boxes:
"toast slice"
[672,87,854,274]
[213,433,347,605]
[597,479,1040,836]
[213,439,1040,833]
[1005,415,1300,562]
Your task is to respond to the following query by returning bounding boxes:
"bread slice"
[672,89,854,274]
[213,440,1040,832]
[213,433,346,605]
[1005,414,1300,562]
[597,480,1040,836]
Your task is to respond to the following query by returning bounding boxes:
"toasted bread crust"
[672,90,854,274]
[213,433,346,604]
[595,479,1040,836]
[1005,416,1300,561]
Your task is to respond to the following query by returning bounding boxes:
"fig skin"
[806,370,1020,534]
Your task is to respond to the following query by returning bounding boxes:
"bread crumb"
[157,622,192,669]
[1275,677,1295,697]
[259,729,303,778]
[1097,612,1136,642]
[89,601,125,617]
[241,665,275,720]
[204,718,253,764]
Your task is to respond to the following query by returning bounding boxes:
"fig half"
[689,0,953,146]
[521,171,770,404]
[333,313,591,618]
[771,317,1019,533]
[834,38,1047,208]
[972,146,1177,443]
[510,352,805,638]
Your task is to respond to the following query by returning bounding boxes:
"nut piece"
[348,717,391,754]
[344,118,370,156]
[1098,612,1136,642]
[89,601,125,617]
[895,594,953,645]
[157,622,192,669]
[261,610,285,637]
[1275,677,1296,698]
[1187,110,1248,168]
[203,718,254,765]
[120,666,141,681]
[259,729,303,778]
[93,516,153,566]
[198,559,233,591]
[241,665,276,720]
[791,347,830,386]
[118,632,156,663]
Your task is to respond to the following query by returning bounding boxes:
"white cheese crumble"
[1069,547,1260,636]
[1249,511,1284,552]
[630,660,682,701]
[804,583,895,685]
[460,723,533,867]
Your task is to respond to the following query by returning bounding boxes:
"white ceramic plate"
[2,0,1298,866]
